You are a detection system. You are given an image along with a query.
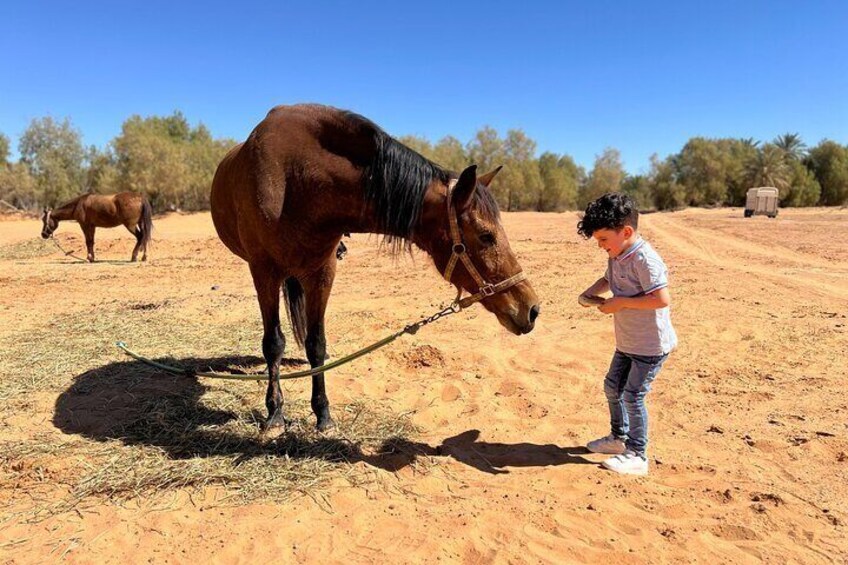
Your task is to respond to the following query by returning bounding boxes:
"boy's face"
[592,226,635,258]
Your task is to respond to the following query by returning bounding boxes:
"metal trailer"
[744,187,779,218]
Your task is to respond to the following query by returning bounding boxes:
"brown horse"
[41,192,153,262]
[211,104,540,433]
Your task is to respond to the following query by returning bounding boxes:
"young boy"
[577,193,677,476]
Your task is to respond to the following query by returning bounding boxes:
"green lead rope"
[115,303,461,381]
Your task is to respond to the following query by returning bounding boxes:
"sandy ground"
[1,208,846,563]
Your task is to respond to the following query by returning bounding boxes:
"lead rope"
[116,302,462,381]
[49,234,88,262]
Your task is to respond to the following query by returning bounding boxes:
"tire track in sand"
[642,214,848,301]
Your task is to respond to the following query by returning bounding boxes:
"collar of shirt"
[615,238,645,262]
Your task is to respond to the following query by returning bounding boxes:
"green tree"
[114,112,235,210]
[774,133,807,161]
[85,145,119,194]
[621,174,653,210]
[466,126,505,179]
[558,155,584,210]
[536,152,579,211]
[19,116,86,206]
[580,148,625,207]
[648,154,685,211]
[745,143,792,192]
[781,160,821,206]
[0,133,9,167]
[675,138,729,206]
[0,163,38,210]
[807,140,848,205]
[495,129,541,211]
[397,135,433,159]
[723,138,759,206]
[432,135,469,172]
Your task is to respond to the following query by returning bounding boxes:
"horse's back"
[71,192,144,228]
[210,105,373,267]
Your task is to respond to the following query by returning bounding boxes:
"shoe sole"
[601,460,648,476]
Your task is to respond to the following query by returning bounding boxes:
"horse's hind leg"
[82,224,96,262]
[249,260,287,433]
[130,226,142,262]
[301,261,337,431]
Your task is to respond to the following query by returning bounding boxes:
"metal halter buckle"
[452,243,466,254]
[479,284,495,297]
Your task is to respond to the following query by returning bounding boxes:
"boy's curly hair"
[577,192,639,238]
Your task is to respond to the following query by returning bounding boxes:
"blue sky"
[2,1,846,173]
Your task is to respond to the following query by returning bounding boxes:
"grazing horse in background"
[211,104,540,434]
[41,192,153,262]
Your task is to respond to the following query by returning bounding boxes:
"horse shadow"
[53,356,597,475]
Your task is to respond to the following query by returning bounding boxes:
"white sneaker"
[586,434,626,455]
[602,451,648,476]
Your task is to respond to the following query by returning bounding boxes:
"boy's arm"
[581,276,610,297]
[599,287,671,313]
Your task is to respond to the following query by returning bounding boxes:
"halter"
[441,179,527,309]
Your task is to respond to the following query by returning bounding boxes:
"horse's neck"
[312,185,385,236]
[52,198,81,221]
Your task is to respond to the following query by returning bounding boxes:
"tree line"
[0,113,235,212]
[1,113,847,213]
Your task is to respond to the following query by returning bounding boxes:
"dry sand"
[1,208,846,563]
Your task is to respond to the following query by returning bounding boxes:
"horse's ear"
[478,165,503,188]
[453,165,478,212]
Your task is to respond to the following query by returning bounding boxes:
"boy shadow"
[53,357,597,475]
[373,430,596,475]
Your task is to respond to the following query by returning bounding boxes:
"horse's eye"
[479,232,496,246]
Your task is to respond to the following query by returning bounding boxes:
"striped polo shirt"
[604,238,678,356]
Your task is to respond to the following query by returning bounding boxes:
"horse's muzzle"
[526,304,540,332]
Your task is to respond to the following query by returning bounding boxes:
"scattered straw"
[1,305,430,524]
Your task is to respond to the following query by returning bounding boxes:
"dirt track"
[1,208,846,563]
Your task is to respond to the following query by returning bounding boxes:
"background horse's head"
[421,165,540,335]
[41,207,57,239]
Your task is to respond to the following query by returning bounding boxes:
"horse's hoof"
[316,417,337,434]
[259,422,287,443]
[259,413,290,441]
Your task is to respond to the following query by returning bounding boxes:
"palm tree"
[739,137,760,148]
[746,144,791,190]
[774,133,807,161]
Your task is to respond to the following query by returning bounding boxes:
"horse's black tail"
[139,197,154,249]
[283,277,307,349]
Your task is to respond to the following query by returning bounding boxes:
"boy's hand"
[578,294,605,308]
[598,297,626,314]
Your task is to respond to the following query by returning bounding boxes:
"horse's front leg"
[82,224,96,262]
[249,261,287,434]
[302,261,337,432]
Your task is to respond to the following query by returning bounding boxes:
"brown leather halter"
[441,179,527,309]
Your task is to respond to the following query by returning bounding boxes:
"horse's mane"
[342,111,500,254]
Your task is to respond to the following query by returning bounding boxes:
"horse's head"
[41,207,57,239]
[420,165,540,335]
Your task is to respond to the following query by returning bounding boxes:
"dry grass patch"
[1,305,429,524]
